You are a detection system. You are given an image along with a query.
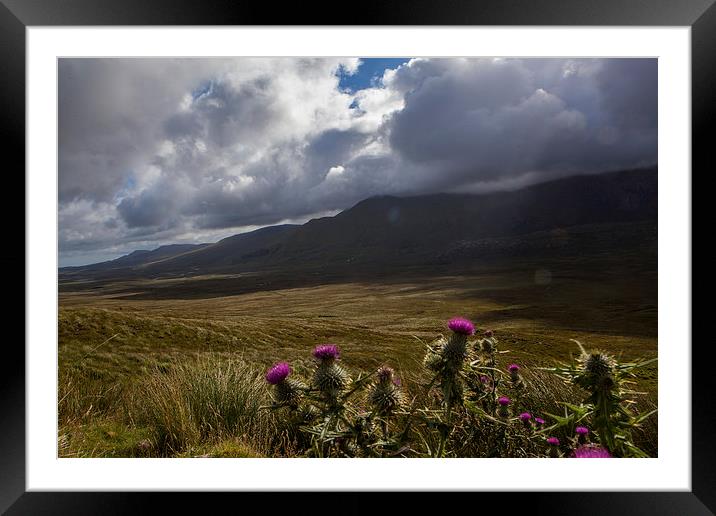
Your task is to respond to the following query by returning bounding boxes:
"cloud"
[58,57,657,264]
[385,58,656,190]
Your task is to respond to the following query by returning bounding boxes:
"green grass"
[58,421,154,458]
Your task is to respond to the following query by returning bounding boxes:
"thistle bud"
[497,395,510,417]
[575,426,589,444]
[369,366,404,416]
[519,412,532,429]
[508,363,521,382]
[481,338,495,353]
[423,349,443,372]
[582,352,616,391]
[547,437,560,458]
[376,365,396,384]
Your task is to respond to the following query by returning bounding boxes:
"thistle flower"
[377,365,395,384]
[497,395,510,417]
[313,344,340,361]
[508,363,521,383]
[266,362,305,406]
[312,346,350,400]
[423,319,474,414]
[376,364,402,387]
[448,317,475,335]
[519,412,532,429]
[535,417,546,426]
[572,445,612,458]
[575,425,590,444]
[547,436,561,457]
[265,362,291,385]
[443,320,471,369]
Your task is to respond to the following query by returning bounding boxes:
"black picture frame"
[2,0,709,513]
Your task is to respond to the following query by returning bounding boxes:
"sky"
[59,57,657,266]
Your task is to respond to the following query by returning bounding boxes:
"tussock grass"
[59,355,297,457]
[133,358,295,456]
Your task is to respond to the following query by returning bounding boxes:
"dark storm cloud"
[386,58,657,188]
[58,58,657,265]
[117,188,178,228]
[597,59,658,130]
[58,58,234,204]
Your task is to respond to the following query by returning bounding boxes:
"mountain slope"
[137,224,299,275]
[60,243,208,275]
[64,167,657,279]
[268,167,656,269]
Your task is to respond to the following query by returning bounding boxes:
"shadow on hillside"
[59,246,657,339]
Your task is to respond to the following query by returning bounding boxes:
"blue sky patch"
[338,58,409,92]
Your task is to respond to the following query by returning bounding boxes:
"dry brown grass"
[58,272,657,457]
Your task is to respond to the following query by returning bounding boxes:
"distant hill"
[60,243,208,274]
[134,224,299,275]
[61,167,657,280]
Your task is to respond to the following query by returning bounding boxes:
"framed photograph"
[5,0,710,513]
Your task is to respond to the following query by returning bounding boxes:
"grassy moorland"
[58,251,657,458]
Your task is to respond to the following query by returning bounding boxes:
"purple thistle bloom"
[547,437,560,446]
[312,344,340,360]
[480,375,491,384]
[377,365,394,383]
[508,364,520,373]
[575,426,589,436]
[448,317,475,336]
[265,362,291,385]
[572,445,612,458]
[535,417,546,426]
[519,412,531,422]
[377,365,402,387]
[498,396,511,406]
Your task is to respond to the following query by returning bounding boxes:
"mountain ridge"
[60,167,657,280]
